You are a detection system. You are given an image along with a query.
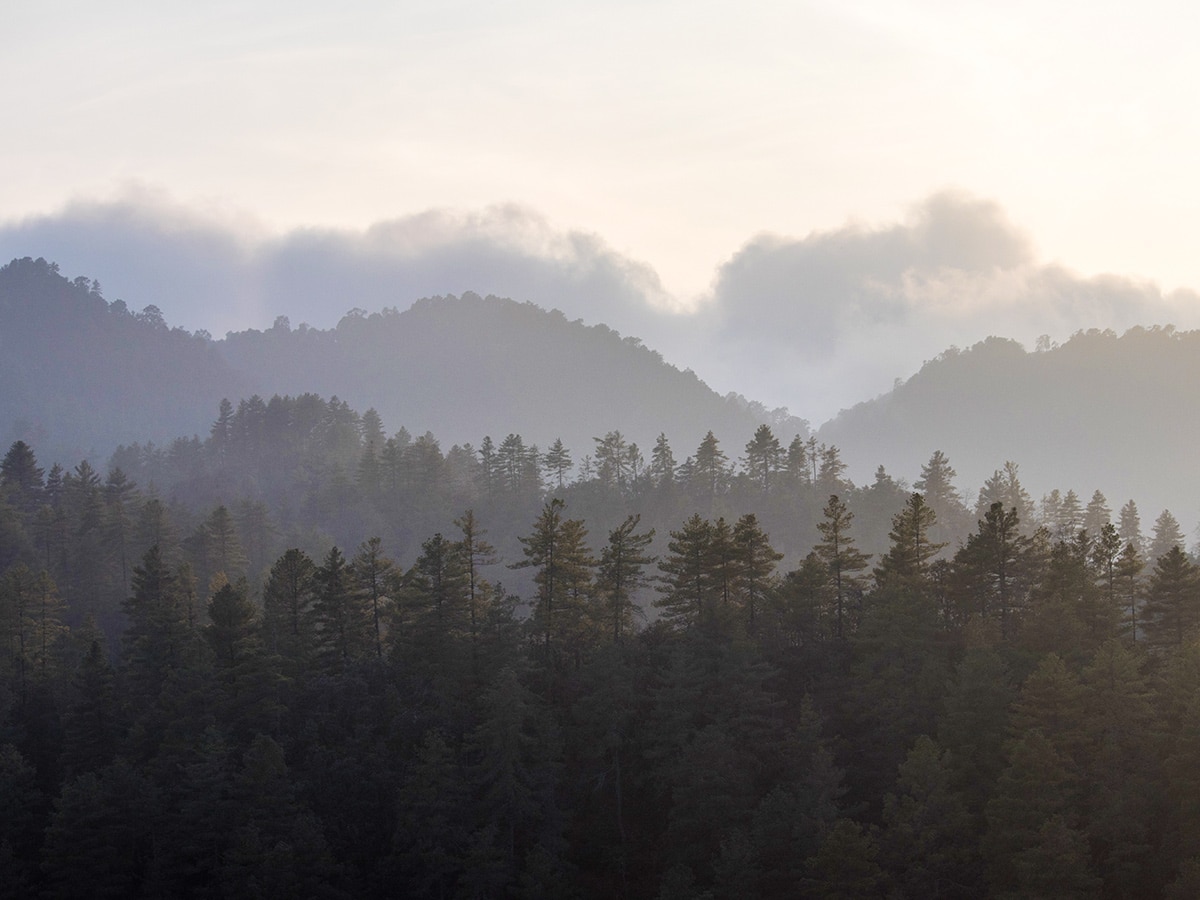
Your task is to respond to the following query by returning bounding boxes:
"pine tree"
[542,438,573,490]
[313,545,372,671]
[743,424,783,495]
[456,509,498,681]
[122,545,189,709]
[731,513,782,632]
[691,430,729,508]
[403,532,470,673]
[656,514,718,631]
[814,495,871,640]
[650,432,677,489]
[0,440,44,516]
[512,499,593,673]
[595,515,656,643]
[1083,489,1112,536]
[352,536,394,660]
[1151,509,1186,564]
[1143,546,1199,649]
[873,492,945,595]
[261,548,318,673]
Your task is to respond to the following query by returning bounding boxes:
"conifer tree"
[542,438,573,490]
[814,495,871,640]
[1083,489,1112,536]
[122,545,189,708]
[595,515,656,643]
[352,537,394,660]
[1151,509,1186,564]
[731,513,782,632]
[313,545,372,671]
[873,492,944,595]
[1143,546,1200,649]
[656,514,718,631]
[512,499,592,672]
[743,424,783,495]
[649,433,677,489]
[456,510,497,679]
[261,548,318,672]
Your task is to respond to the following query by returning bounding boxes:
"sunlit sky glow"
[4,1,1200,422]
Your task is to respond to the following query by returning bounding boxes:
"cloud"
[0,190,675,341]
[699,190,1198,420]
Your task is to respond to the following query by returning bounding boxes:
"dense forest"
[3,387,1200,897]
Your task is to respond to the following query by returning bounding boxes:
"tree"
[881,735,977,898]
[691,431,729,507]
[122,545,189,708]
[352,537,394,660]
[1143,546,1199,649]
[1083,489,1112,536]
[976,461,1034,528]
[873,492,944,595]
[816,445,849,494]
[955,502,1032,638]
[512,499,593,673]
[595,515,656,643]
[456,509,498,679]
[1151,509,1186,564]
[261,548,318,672]
[915,450,969,545]
[0,441,43,515]
[743,424,783,495]
[542,439,573,490]
[656,514,718,631]
[190,505,248,593]
[650,433,677,488]
[313,545,372,671]
[1118,500,1144,555]
[731,513,782,632]
[814,495,871,640]
[593,431,630,492]
[403,532,469,672]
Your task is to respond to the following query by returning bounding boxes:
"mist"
[2,188,1196,425]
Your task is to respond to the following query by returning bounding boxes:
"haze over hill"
[818,328,1200,524]
[0,256,800,470]
[5,191,1200,425]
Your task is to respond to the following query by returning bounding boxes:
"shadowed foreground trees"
[6,420,1200,897]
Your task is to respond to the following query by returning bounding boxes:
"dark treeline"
[2,401,1200,897]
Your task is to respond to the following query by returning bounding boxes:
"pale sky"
[4,0,1200,421]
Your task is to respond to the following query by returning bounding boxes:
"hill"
[817,327,1200,522]
[0,258,803,468]
[215,292,805,458]
[0,256,250,464]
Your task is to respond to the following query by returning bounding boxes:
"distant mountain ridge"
[0,257,804,468]
[818,327,1200,522]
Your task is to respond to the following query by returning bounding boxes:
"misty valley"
[3,256,1200,897]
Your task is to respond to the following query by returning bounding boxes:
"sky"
[4,1,1200,424]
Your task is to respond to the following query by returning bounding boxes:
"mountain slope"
[216,293,802,457]
[0,257,250,463]
[817,327,1200,520]
[0,259,802,467]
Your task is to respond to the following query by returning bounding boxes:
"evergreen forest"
[3,383,1200,898]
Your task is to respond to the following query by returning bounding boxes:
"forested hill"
[0,257,249,464]
[215,293,804,457]
[818,328,1200,520]
[0,257,802,468]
